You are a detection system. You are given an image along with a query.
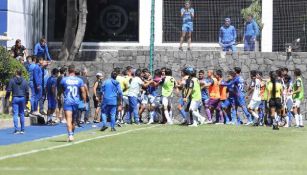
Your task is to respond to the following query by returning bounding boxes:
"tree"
[58,0,88,61]
[0,47,28,89]
[241,0,263,30]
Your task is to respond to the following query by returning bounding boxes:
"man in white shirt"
[127,69,152,124]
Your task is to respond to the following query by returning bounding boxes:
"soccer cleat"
[199,117,205,125]
[111,128,116,132]
[245,122,253,126]
[100,126,108,132]
[20,130,25,134]
[215,122,224,125]
[204,120,213,124]
[147,119,154,125]
[93,120,100,124]
[189,122,198,127]
[273,125,279,130]
[67,135,74,142]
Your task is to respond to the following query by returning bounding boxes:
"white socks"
[192,110,205,124]
[164,110,173,124]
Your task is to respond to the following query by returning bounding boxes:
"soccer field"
[0,124,307,175]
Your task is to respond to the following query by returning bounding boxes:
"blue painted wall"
[0,0,7,35]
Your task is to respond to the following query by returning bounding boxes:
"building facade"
[0,0,306,52]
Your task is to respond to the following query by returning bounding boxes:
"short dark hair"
[142,68,149,73]
[154,69,162,76]
[26,56,32,62]
[198,70,205,74]
[52,68,59,75]
[126,66,133,71]
[122,70,127,76]
[283,67,289,72]
[114,67,121,74]
[68,65,75,74]
[40,37,46,43]
[165,68,172,76]
[135,69,142,77]
[228,71,236,77]
[234,67,241,74]
[60,67,67,74]
[215,70,223,77]
[250,70,257,77]
[294,68,302,76]
[16,69,22,76]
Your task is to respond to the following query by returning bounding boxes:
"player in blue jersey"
[59,65,86,142]
[221,67,252,125]
[46,68,59,125]
[100,71,123,132]
[147,69,162,124]
[179,1,194,51]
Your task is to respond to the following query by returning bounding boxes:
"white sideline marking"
[0,125,158,161]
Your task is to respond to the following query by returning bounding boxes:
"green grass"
[0,124,307,175]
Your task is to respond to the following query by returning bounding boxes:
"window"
[48,0,139,42]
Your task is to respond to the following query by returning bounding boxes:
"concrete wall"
[50,51,307,93]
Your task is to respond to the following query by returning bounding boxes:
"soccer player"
[176,68,190,124]
[292,69,304,128]
[179,1,194,51]
[247,71,262,126]
[32,57,43,115]
[127,69,152,124]
[219,18,237,52]
[139,68,152,123]
[27,56,37,113]
[266,71,283,130]
[160,68,176,125]
[184,68,205,126]
[92,72,103,123]
[284,75,293,127]
[216,70,227,124]
[100,71,123,132]
[114,67,129,125]
[56,66,67,123]
[221,67,252,125]
[6,70,29,134]
[147,69,162,124]
[204,70,220,124]
[46,68,59,125]
[59,65,86,142]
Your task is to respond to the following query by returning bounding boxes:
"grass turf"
[0,124,307,175]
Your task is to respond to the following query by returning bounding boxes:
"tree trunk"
[58,0,78,61]
[68,0,88,61]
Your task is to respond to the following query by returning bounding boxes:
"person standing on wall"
[219,18,237,52]
[34,37,52,61]
[244,14,259,51]
[5,70,29,134]
[11,39,27,60]
[179,1,194,51]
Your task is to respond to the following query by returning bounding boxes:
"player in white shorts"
[248,71,262,125]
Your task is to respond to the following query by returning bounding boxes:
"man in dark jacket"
[6,70,29,134]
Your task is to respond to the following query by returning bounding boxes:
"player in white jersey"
[247,71,262,125]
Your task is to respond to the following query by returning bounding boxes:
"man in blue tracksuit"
[244,15,259,51]
[34,38,52,61]
[6,70,29,134]
[32,57,43,115]
[27,56,37,113]
[219,18,237,52]
[100,71,123,132]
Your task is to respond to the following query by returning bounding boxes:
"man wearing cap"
[179,1,194,51]
[92,72,103,123]
[219,18,237,52]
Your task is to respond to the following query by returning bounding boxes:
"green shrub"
[0,46,28,90]
[241,0,263,30]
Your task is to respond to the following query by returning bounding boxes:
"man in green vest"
[292,68,305,127]
[161,68,176,124]
[183,67,205,127]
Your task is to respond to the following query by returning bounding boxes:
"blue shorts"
[63,104,78,112]
[182,23,193,32]
[48,96,57,110]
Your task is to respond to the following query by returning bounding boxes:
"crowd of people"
[5,50,305,141]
